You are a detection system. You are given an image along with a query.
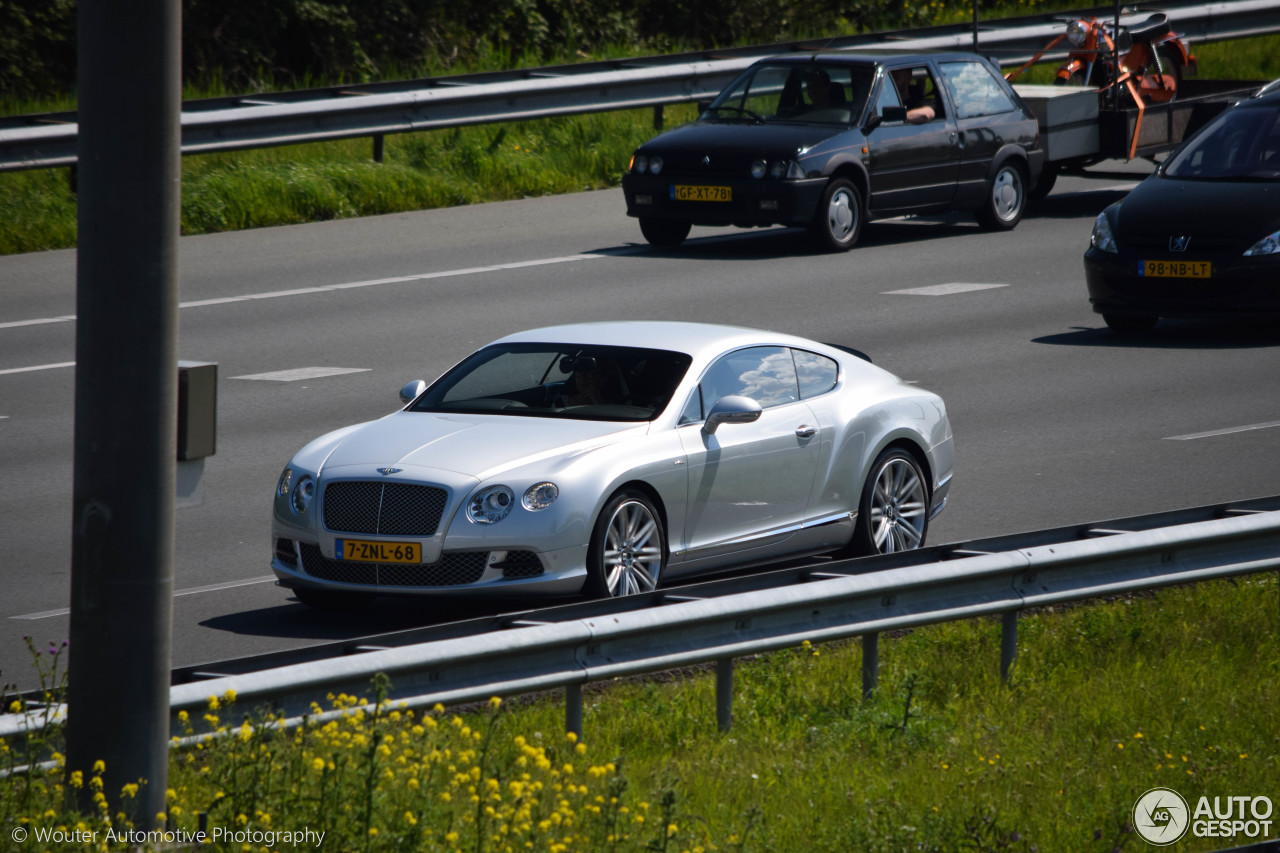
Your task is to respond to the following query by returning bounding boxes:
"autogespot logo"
[1134,787,1191,846]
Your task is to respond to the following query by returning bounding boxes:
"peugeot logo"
[377,467,403,476]
[1169,236,1191,252]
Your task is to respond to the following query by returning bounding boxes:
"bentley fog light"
[1243,229,1280,256]
[290,475,315,514]
[468,485,514,524]
[1090,212,1118,253]
[522,482,559,511]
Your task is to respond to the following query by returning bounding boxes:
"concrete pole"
[66,0,182,826]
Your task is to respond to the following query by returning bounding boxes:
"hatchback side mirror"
[703,395,763,435]
[880,106,908,124]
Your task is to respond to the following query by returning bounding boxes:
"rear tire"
[808,178,863,252]
[639,218,691,247]
[975,160,1027,231]
[846,447,930,556]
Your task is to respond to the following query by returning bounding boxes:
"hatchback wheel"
[1103,313,1158,334]
[639,217,691,247]
[586,489,666,597]
[976,161,1027,230]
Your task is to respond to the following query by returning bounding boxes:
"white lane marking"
[0,316,77,330]
[1164,420,1280,441]
[0,361,76,375]
[885,283,1009,296]
[10,575,277,620]
[233,366,371,382]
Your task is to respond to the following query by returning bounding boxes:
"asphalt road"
[3,163,1278,691]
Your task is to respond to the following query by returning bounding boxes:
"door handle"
[795,425,817,439]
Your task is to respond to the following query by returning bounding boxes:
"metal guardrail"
[2,0,1280,172]
[6,495,1276,742]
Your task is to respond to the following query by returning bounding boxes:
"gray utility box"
[1013,84,1101,162]
[177,360,217,461]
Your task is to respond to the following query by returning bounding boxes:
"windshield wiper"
[704,105,764,122]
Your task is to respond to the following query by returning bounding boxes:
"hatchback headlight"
[750,160,767,179]
[1243,229,1280,256]
[632,154,648,175]
[1090,212,1118,253]
[648,156,664,175]
[468,485,514,524]
[523,482,559,511]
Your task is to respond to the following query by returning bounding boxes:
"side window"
[679,386,704,424]
[881,66,944,123]
[939,61,1017,119]
[699,346,799,410]
[793,349,839,399]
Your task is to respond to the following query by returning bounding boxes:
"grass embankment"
[2,34,1278,256]
[3,575,1277,851]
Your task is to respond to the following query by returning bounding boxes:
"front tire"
[639,217,691,247]
[585,489,666,597]
[849,448,930,555]
[808,178,863,251]
[975,160,1027,231]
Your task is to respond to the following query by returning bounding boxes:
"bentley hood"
[304,411,646,480]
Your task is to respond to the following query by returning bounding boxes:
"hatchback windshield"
[705,63,876,126]
[1164,103,1280,181]
[410,343,693,422]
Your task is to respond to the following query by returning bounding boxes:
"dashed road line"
[1164,420,1280,441]
[10,575,277,620]
[233,367,371,382]
[885,283,1009,296]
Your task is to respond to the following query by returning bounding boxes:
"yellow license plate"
[336,539,421,563]
[1141,260,1211,278]
[673,184,732,202]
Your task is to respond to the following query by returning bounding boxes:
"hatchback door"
[865,64,960,212]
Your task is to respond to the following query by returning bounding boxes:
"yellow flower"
[207,696,220,711]
[311,757,326,773]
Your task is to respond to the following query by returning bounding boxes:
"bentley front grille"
[322,481,448,536]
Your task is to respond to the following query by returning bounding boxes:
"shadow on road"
[199,594,532,641]
[1035,321,1280,350]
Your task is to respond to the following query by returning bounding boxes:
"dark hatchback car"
[1085,82,1280,332]
[622,51,1044,251]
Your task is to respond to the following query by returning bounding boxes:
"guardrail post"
[1001,611,1019,683]
[715,658,734,732]
[565,683,583,739]
[372,134,385,163]
[862,632,879,700]
[653,105,664,130]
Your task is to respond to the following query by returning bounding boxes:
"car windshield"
[410,343,693,422]
[704,63,875,126]
[1163,103,1280,181]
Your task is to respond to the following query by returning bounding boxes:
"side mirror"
[881,106,908,124]
[703,395,762,435]
[400,380,428,405]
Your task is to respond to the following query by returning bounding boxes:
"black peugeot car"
[1084,81,1280,333]
[622,51,1043,251]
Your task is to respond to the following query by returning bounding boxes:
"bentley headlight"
[1243,229,1280,256]
[648,156,664,175]
[1090,212,1118,253]
[290,475,316,514]
[750,160,767,179]
[632,154,648,175]
[468,485,514,524]
[522,482,559,511]
[277,467,293,498]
